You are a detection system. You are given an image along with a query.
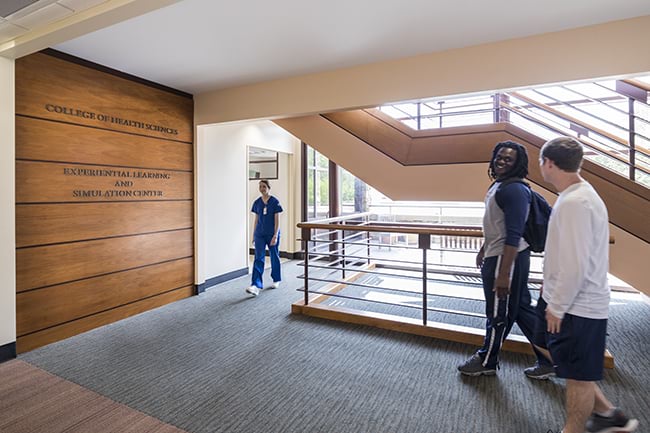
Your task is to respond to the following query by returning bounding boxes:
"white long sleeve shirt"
[542,180,610,320]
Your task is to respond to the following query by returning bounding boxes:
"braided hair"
[488,140,529,180]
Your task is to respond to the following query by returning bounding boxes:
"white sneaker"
[245,285,259,296]
[271,281,281,289]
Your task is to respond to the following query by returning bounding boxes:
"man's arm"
[545,198,591,322]
[495,183,529,298]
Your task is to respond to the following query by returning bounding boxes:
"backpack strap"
[494,177,529,209]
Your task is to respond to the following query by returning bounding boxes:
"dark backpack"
[495,179,552,253]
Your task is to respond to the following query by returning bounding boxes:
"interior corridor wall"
[0,57,16,351]
[196,124,249,287]
[196,120,301,290]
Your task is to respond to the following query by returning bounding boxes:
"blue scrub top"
[252,196,283,237]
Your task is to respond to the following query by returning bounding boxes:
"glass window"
[305,145,329,220]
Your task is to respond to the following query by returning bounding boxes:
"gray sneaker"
[457,353,496,376]
[586,408,638,433]
[524,362,556,380]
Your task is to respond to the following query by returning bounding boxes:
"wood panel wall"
[15,51,194,353]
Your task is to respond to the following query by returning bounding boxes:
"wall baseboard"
[248,248,303,260]
[0,342,16,363]
[195,267,248,294]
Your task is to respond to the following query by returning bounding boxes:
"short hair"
[541,136,583,172]
[488,140,529,180]
[259,179,271,189]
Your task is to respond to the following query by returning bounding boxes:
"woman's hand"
[270,235,278,246]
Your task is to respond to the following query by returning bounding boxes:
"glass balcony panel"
[517,89,554,104]
[419,117,440,129]
[441,112,492,128]
[566,82,620,100]
[380,106,413,120]
[534,86,583,103]
[403,119,419,130]
[393,103,419,117]
[553,105,628,142]
[419,104,438,116]
[636,135,650,157]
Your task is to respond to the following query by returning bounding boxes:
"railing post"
[341,229,346,279]
[302,227,311,305]
[419,233,429,326]
[629,97,636,182]
[366,215,371,265]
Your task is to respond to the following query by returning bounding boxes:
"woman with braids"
[458,140,554,378]
[246,179,283,297]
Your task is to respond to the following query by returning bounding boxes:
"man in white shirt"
[533,136,638,433]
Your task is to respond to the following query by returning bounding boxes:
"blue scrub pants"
[478,249,550,369]
[251,233,281,289]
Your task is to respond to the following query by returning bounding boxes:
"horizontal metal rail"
[296,287,486,319]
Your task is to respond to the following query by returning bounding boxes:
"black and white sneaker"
[524,362,556,380]
[457,353,496,376]
[586,408,638,433]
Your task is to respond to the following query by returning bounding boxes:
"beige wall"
[0,57,16,347]
[195,15,650,125]
[275,115,492,202]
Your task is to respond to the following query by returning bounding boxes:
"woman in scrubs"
[246,179,283,297]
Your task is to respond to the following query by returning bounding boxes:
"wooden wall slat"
[17,229,193,292]
[15,53,193,143]
[16,51,195,352]
[16,161,192,203]
[16,286,194,353]
[16,116,192,171]
[16,201,193,248]
[17,258,193,336]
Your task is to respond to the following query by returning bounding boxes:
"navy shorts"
[534,298,607,381]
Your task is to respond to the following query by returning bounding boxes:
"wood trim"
[298,222,484,237]
[17,258,193,336]
[16,286,194,353]
[16,201,193,248]
[622,78,650,92]
[16,229,193,292]
[291,301,614,369]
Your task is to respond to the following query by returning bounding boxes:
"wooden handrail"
[622,79,650,93]
[298,221,484,237]
[298,215,615,243]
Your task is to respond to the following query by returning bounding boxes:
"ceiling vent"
[0,0,51,19]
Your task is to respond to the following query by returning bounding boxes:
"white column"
[0,57,16,348]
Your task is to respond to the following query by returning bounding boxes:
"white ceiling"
[50,0,650,95]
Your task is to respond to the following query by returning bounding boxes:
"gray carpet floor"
[21,261,650,433]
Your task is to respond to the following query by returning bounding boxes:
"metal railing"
[379,77,650,187]
[296,213,542,327]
